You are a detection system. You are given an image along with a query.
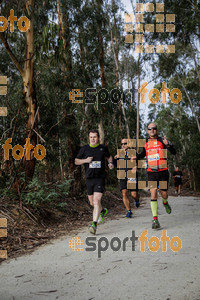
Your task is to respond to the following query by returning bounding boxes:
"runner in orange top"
[136,123,176,229]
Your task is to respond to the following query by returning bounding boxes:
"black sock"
[93,221,97,226]
[101,208,106,213]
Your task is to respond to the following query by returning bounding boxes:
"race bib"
[148,153,159,161]
[89,161,101,168]
[128,178,137,182]
[176,175,181,178]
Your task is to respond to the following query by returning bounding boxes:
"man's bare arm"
[75,157,93,165]
[106,156,114,169]
[106,156,113,164]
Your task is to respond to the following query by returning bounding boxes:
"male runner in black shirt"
[114,138,140,218]
[75,130,113,234]
[173,167,183,196]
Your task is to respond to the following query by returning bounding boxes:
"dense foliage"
[0,0,199,208]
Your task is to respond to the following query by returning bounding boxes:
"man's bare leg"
[131,191,140,207]
[178,184,181,195]
[93,192,103,222]
[88,192,103,234]
[88,195,94,207]
[150,188,157,200]
[122,189,131,210]
[160,190,168,199]
[131,191,139,201]
[160,189,171,214]
[122,189,133,218]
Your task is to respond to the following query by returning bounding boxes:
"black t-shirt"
[114,150,138,180]
[76,144,110,179]
[173,171,183,181]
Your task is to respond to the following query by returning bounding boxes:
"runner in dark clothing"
[75,130,113,234]
[173,167,183,196]
[135,123,176,229]
[114,138,140,218]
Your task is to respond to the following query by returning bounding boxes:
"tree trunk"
[118,100,122,133]
[58,0,78,175]
[109,1,130,138]
[192,168,196,191]
[98,120,105,144]
[58,0,66,79]
[58,0,72,88]
[96,0,106,143]
[177,74,200,134]
[0,0,37,196]
[188,168,192,189]
[118,78,122,133]
[97,0,106,87]
[22,0,37,180]
[121,101,130,139]
[136,57,141,152]
[58,136,64,180]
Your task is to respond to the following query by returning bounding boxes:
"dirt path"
[0,196,200,300]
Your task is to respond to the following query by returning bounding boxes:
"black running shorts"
[147,170,169,191]
[120,178,138,191]
[175,180,182,187]
[86,178,105,195]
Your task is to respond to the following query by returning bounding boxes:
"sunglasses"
[148,127,157,130]
[121,143,127,145]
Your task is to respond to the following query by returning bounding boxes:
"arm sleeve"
[113,156,118,167]
[104,146,111,158]
[162,138,176,155]
[166,143,176,155]
[76,146,85,159]
[136,147,146,159]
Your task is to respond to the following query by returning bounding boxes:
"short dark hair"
[89,130,100,137]
[147,122,158,129]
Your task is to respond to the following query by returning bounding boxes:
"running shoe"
[125,210,132,218]
[89,222,97,234]
[152,219,160,229]
[135,201,140,208]
[163,202,171,214]
[98,208,108,224]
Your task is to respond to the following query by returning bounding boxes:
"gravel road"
[1,196,200,300]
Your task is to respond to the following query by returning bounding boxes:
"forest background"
[0,0,199,212]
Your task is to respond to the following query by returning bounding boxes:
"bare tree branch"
[0,33,24,76]
[177,74,200,134]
